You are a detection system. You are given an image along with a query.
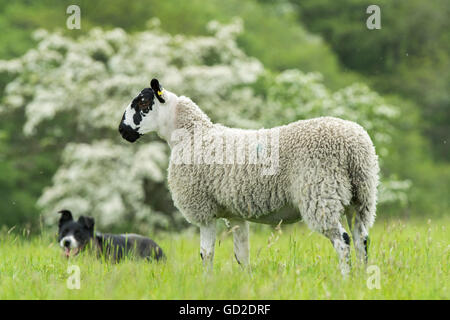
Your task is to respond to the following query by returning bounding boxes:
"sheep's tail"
[349,134,380,230]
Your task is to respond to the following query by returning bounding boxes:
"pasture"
[0,217,448,299]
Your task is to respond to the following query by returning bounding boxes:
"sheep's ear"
[78,216,95,231]
[58,210,73,228]
[150,78,165,103]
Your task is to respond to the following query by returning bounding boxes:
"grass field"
[0,217,448,299]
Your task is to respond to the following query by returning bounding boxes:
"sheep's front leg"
[200,220,216,271]
[230,220,250,267]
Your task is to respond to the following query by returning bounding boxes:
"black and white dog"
[57,210,165,262]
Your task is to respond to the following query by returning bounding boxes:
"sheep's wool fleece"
[168,97,379,233]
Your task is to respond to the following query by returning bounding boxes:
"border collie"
[57,210,165,262]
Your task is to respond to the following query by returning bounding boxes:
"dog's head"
[118,78,167,143]
[57,210,95,258]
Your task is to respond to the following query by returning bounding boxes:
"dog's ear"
[58,210,73,228]
[78,216,95,231]
[150,78,165,103]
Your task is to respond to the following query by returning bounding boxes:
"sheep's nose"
[118,123,141,142]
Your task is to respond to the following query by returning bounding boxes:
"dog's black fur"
[57,210,165,262]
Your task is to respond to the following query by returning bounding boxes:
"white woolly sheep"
[118,79,379,275]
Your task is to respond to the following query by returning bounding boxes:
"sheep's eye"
[138,98,151,110]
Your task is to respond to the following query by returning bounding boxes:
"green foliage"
[0,108,60,230]
[289,0,450,160]
[0,0,355,87]
[379,95,450,217]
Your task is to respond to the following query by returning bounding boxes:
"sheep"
[118,79,379,276]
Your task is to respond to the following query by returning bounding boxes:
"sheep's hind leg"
[323,223,352,277]
[299,196,352,276]
[352,215,369,264]
[230,219,250,267]
[200,220,216,271]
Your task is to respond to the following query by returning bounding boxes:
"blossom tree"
[0,19,409,232]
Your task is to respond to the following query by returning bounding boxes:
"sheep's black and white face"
[119,78,165,143]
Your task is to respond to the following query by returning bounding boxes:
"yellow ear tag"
[157,90,163,96]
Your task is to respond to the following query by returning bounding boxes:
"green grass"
[0,217,448,299]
